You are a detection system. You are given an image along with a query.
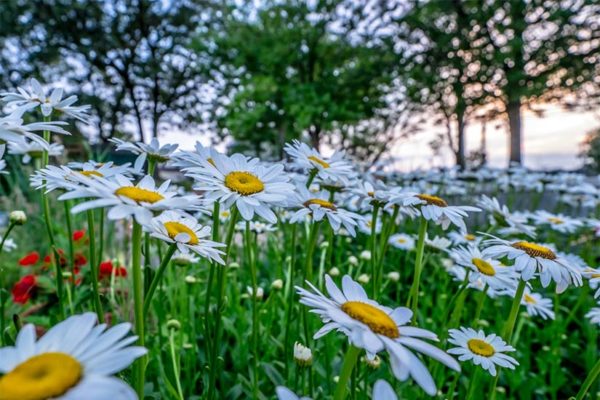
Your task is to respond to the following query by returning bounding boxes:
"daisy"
[148,210,225,264]
[110,137,178,168]
[59,174,200,225]
[275,387,311,400]
[389,233,415,251]
[447,327,518,376]
[284,139,355,185]
[448,231,481,247]
[0,312,146,399]
[171,252,201,266]
[348,179,391,210]
[483,235,582,292]
[0,110,70,144]
[585,305,600,327]
[288,185,363,236]
[1,78,91,123]
[373,379,398,400]
[387,191,479,231]
[531,210,583,234]
[296,275,460,396]
[425,235,452,252]
[8,138,64,164]
[171,141,222,169]
[476,195,536,237]
[187,153,294,223]
[357,215,383,235]
[449,246,518,291]
[520,289,555,320]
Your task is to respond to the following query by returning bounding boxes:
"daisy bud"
[185,275,198,284]
[9,210,27,225]
[247,286,264,300]
[229,262,240,269]
[167,319,181,332]
[271,279,284,290]
[363,355,381,369]
[329,267,340,277]
[357,273,370,284]
[319,241,329,249]
[62,271,73,279]
[360,250,371,261]
[293,342,313,367]
[183,343,194,350]
[348,256,358,266]
[387,272,400,282]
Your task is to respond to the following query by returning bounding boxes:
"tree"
[580,128,600,173]
[199,0,402,161]
[1,0,210,142]
[476,0,600,164]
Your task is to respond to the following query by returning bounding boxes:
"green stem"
[284,223,297,379]
[473,284,489,325]
[169,328,185,400]
[207,206,238,400]
[466,368,482,400]
[575,357,600,400]
[143,244,177,317]
[0,223,15,258]
[131,221,145,398]
[204,202,220,364]
[333,345,361,400]
[408,216,428,323]
[246,222,259,399]
[63,201,76,312]
[87,210,104,323]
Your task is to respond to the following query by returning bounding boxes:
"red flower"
[19,251,40,266]
[99,260,127,280]
[12,275,37,304]
[44,249,67,268]
[74,253,87,267]
[73,230,86,242]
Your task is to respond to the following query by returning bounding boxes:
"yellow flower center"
[164,221,199,245]
[591,273,600,279]
[524,294,537,304]
[115,186,165,204]
[367,191,375,197]
[472,258,496,276]
[465,234,476,241]
[80,170,103,177]
[307,155,330,169]
[416,194,448,207]
[512,241,556,260]
[398,238,406,243]
[547,217,564,225]
[303,199,337,210]
[224,171,265,195]
[467,338,495,357]
[0,352,82,400]
[341,301,399,338]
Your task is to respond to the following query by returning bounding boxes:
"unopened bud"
[9,211,26,225]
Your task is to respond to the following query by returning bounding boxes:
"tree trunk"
[507,99,522,165]
[456,112,466,170]
[309,126,321,151]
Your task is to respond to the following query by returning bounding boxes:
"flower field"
[1,80,600,400]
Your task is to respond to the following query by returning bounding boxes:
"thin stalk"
[169,328,185,400]
[408,216,428,323]
[63,201,76,307]
[204,202,220,363]
[143,244,177,317]
[333,345,361,400]
[575,357,600,400]
[131,221,145,398]
[284,223,297,379]
[87,210,104,323]
[466,368,482,400]
[0,223,15,258]
[246,222,260,399]
[473,284,489,325]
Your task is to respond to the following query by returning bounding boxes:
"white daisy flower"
[8,138,64,164]
[388,191,479,231]
[1,78,91,123]
[358,215,383,235]
[389,233,415,251]
[0,110,70,144]
[148,210,225,264]
[348,179,391,211]
[171,141,222,169]
[288,185,363,237]
[585,305,600,327]
[373,379,398,400]
[110,137,178,170]
[448,231,481,247]
[284,139,355,185]
[0,312,146,400]
[483,235,583,292]
[60,174,199,225]
[447,327,518,376]
[171,251,201,266]
[187,153,294,223]
[275,386,311,400]
[520,289,555,320]
[425,235,452,252]
[236,220,277,234]
[449,246,518,291]
[296,275,460,396]
[1,238,17,252]
[293,342,313,367]
[477,195,536,237]
[530,210,583,234]
[32,162,136,193]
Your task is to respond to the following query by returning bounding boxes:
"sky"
[163,105,600,172]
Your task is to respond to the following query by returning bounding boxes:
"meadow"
[0,80,600,400]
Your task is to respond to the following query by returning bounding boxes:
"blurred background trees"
[0,0,598,168]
